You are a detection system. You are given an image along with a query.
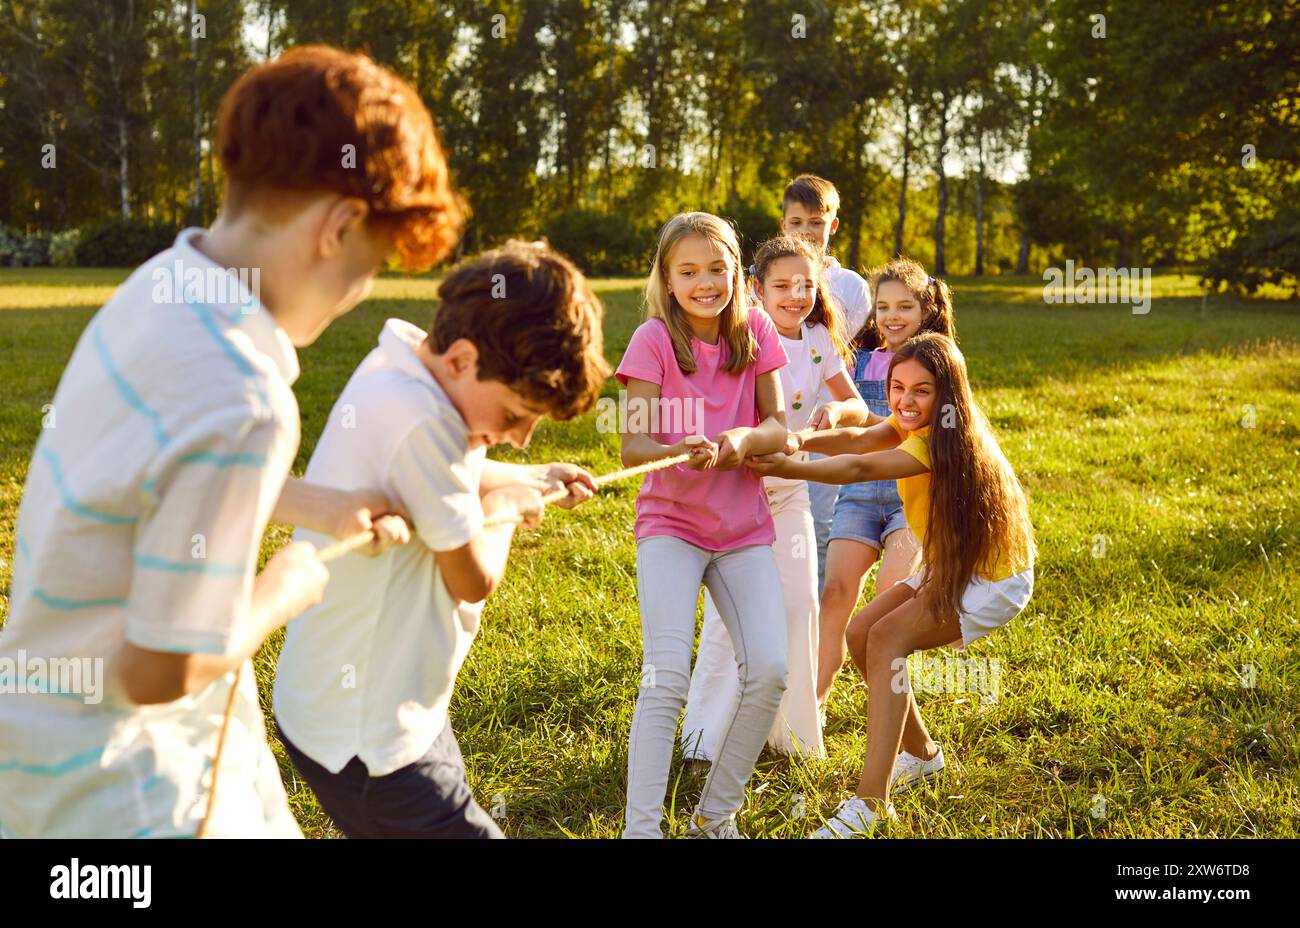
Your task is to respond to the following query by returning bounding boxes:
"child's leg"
[804,464,837,591]
[870,529,932,757]
[816,539,879,704]
[680,592,739,763]
[767,483,823,757]
[362,724,504,838]
[844,584,938,764]
[876,527,922,593]
[276,721,502,838]
[852,584,961,810]
[625,536,711,838]
[697,544,787,823]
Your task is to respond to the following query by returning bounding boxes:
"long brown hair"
[644,212,754,375]
[751,235,851,365]
[855,257,957,352]
[891,333,1035,620]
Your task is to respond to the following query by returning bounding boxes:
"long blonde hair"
[751,234,852,366]
[892,333,1035,620]
[644,212,755,375]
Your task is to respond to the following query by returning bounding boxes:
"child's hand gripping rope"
[482,444,701,526]
[199,447,699,835]
[197,514,410,838]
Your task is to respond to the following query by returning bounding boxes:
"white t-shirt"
[767,321,844,492]
[776,321,845,433]
[825,256,872,338]
[0,228,302,838]
[273,318,487,777]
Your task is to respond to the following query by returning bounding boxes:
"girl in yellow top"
[747,332,1035,837]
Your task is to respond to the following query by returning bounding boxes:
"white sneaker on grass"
[811,797,897,838]
[685,811,745,838]
[891,746,947,793]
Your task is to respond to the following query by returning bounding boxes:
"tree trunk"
[1016,230,1030,275]
[894,101,910,259]
[933,92,949,276]
[974,129,985,276]
[602,2,616,209]
[189,0,202,224]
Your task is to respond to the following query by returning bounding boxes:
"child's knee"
[741,649,787,693]
[845,616,870,657]
[864,620,900,666]
[820,574,858,612]
[638,659,690,702]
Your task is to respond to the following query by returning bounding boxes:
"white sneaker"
[685,811,746,839]
[890,746,946,793]
[811,797,896,838]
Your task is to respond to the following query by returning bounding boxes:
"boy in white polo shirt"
[776,174,872,591]
[0,46,462,838]
[273,240,610,838]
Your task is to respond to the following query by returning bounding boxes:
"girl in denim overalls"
[817,260,958,747]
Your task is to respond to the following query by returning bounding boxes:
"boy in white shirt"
[0,46,458,838]
[273,241,610,838]
[777,174,872,590]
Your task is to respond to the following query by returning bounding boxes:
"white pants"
[682,478,825,761]
[624,535,787,838]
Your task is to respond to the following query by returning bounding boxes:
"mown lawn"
[1,268,1297,838]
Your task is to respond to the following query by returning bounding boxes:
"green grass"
[1,269,1297,838]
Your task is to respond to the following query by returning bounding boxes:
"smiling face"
[889,357,938,431]
[781,201,838,253]
[874,279,926,352]
[664,233,734,339]
[756,254,818,338]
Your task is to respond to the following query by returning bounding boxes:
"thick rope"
[196,447,692,836]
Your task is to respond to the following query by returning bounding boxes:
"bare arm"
[715,369,787,468]
[809,370,877,429]
[116,541,328,705]
[799,419,903,456]
[478,459,597,509]
[620,377,717,470]
[273,477,410,554]
[747,447,927,485]
[433,485,542,604]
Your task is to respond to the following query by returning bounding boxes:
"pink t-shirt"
[615,310,788,551]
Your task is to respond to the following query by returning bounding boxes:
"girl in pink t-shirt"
[615,212,789,838]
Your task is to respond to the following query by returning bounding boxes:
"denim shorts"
[830,479,909,549]
[829,354,909,550]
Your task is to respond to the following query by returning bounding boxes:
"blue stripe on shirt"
[133,554,248,577]
[91,324,169,447]
[40,447,137,526]
[0,745,104,777]
[177,270,271,409]
[31,588,128,611]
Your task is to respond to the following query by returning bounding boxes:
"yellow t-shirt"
[886,414,1029,582]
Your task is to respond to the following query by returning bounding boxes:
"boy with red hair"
[0,46,462,837]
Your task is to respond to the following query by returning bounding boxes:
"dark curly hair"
[430,241,611,420]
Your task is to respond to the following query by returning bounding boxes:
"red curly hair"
[216,45,465,270]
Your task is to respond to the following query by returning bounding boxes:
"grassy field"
[1,268,1297,838]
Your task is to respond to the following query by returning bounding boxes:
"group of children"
[0,46,1035,840]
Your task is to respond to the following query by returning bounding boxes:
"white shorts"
[903,566,1034,648]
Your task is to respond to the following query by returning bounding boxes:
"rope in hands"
[195,444,708,837]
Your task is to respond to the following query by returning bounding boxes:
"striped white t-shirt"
[0,228,302,837]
